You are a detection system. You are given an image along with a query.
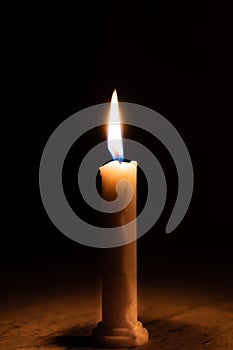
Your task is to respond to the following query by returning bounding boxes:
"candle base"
[92,321,149,348]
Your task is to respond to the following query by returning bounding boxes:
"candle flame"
[107,89,124,161]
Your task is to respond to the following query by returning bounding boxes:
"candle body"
[92,161,148,348]
[101,161,137,328]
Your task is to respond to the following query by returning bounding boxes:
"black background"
[3,3,232,277]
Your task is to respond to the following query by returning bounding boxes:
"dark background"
[2,3,232,279]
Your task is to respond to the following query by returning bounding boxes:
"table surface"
[1,257,233,350]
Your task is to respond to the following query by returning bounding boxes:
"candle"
[92,90,148,348]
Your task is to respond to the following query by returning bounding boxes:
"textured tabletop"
[1,257,233,350]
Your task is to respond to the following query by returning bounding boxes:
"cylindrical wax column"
[92,160,148,348]
[101,160,137,328]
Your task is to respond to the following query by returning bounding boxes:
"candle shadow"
[46,324,96,349]
[51,335,92,348]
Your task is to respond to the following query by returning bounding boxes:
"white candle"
[92,90,148,348]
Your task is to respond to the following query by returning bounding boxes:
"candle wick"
[116,153,121,164]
